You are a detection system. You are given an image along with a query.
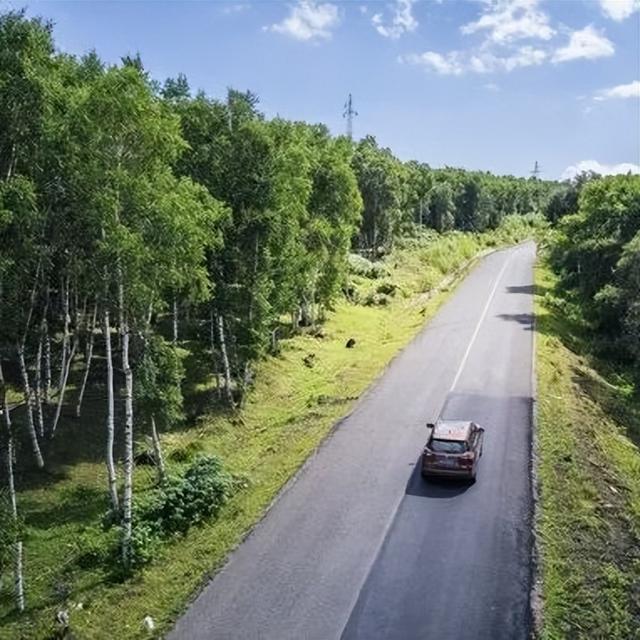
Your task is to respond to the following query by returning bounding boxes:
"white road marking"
[448,250,513,394]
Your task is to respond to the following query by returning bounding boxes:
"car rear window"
[429,439,467,454]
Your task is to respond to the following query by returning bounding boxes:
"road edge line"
[529,244,544,638]
[448,249,512,393]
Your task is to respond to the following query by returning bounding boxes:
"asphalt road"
[169,242,535,640]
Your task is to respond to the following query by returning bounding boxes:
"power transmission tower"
[343,93,358,140]
[531,160,541,179]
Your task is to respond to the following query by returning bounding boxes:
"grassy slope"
[535,259,640,640]
[2,219,538,640]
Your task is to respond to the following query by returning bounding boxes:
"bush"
[129,521,161,569]
[363,292,391,306]
[375,280,398,296]
[347,254,389,279]
[136,455,234,538]
[88,456,236,572]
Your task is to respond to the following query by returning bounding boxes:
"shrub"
[375,281,398,296]
[90,456,236,572]
[129,521,161,569]
[136,455,234,538]
[363,292,391,306]
[347,254,389,279]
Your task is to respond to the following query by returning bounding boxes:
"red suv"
[421,420,485,480]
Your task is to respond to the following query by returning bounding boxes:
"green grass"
[535,260,640,640]
[1,219,542,640]
[4,386,23,405]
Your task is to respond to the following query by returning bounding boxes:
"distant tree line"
[0,10,558,606]
[551,174,640,372]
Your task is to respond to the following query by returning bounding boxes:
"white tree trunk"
[217,315,235,409]
[0,361,25,611]
[42,287,51,403]
[76,303,97,417]
[58,277,70,392]
[103,309,119,513]
[17,346,44,469]
[150,415,165,484]
[172,298,178,344]
[34,333,44,438]
[50,338,77,438]
[44,317,51,402]
[121,321,134,567]
[209,310,222,398]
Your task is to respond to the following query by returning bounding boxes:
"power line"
[343,93,358,140]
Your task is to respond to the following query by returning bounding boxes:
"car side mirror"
[426,423,435,430]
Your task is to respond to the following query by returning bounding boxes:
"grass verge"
[1,217,543,639]
[535,258,640,640]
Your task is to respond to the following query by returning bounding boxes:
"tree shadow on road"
[505,283,550,296]
[496,312,534,330]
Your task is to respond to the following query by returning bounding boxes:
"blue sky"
[9,0,640,179]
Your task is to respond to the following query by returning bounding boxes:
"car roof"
[432,420,473,441]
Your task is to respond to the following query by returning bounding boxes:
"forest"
[1,9,638,637]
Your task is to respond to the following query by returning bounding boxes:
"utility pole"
[531,160,541,179]
[343,93,358,140]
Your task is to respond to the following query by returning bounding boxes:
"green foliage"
[0,8,563,630]
[167,439,206,463]
[375,281,398,296]
[347,254,389,279]
[74,456,235,573]
[138,455,234,537]
[428,182,455,232]
[128,521,161,570]
[74,525,119,569]
[351,136,403,252]
[0,491,23,576]
[535,262,640,640]
[135,334,185,429]
[363,292,391,306]
[551,175,640,372]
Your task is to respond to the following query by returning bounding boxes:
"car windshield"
[429,439,467,454]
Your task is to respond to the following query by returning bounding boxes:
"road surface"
[169,242,535,640]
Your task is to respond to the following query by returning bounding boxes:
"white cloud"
[402,3,619,79]
[402,45,546,75]
[594,80,640,101]
[267,1,340,41]
[221,2,251,15]
[461,0,554,44]
[599,0,639,21]
[552,25,614,63]
[400,51,465,75]
[470,45,547,72]
[484,82,501,91]
[561,160,640,180]
[372,0,418,39]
